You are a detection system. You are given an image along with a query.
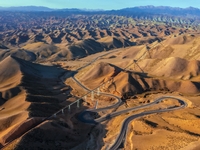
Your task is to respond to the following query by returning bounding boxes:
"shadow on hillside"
[10,103,94,150]
[133,60,144,73]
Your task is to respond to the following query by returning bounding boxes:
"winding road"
[109,97,187,150]
[72,76,122,111]
[73,71,188,150]
[72,43,187,149]
[68,50,188,150]
[1,44,177,150]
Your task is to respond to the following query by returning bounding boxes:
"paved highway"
[1,47,163,149]
[72,76,122,112]
[76,50,120,71]
[69,51,188,150]
[73,76,188,149]
[95,96,186,122]
[1,48,119,149]
[71,45,187,150]
[109,97,187,150]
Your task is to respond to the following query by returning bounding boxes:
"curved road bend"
[95,96,186,122]
[71,55,188,150]
[76,50,119,71]
[72,76,122,112]
[1,48,117,149]
[68,47,189,150]
[1,49,126,149]
[74,72,188,149]
[109,97,187,150]
[73,75,187,124]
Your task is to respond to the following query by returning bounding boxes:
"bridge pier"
[97,88,100,96]
[91,91,94,101]
[68,105,71,112]
[61,109,64,114]
[84,95,87,101]
[95,100,98,109]
[77,100,80,108]
[53,114,57,118]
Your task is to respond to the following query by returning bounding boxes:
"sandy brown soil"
[0,13,199,63]
[97,94,200,150]
[0,12,200,150]
[0,56,74,148]
[66,33,200,149]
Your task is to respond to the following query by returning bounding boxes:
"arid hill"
[0,13,199,62]
[0,56,71,147]
[80,62,200,96]
[0,9,200,150]
[70,31,200,149]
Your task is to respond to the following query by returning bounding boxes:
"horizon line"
[0,5,199,11]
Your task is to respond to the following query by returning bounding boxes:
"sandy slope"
[1,14,198,63]
[0,14,200,149]
[0,56,22,91]
[79,61,200,96]
[0,56,71,147]
[72,35,200,149]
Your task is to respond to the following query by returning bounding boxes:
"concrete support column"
[95,100,98,109]
[97,88,100,96]
[61,109,64,114]
[68,105,71,112]
[77,100,80,108]
[91,91,94,101]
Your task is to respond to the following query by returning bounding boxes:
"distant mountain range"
[0,6,101,12]
[0,6,54,11]
[1,5,200,23]
[0,5,200,14]
[116,6,200,16]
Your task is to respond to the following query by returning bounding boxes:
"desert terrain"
[0,7,200,150]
